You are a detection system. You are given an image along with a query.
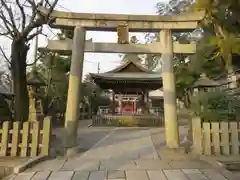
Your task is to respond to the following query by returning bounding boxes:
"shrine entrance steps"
[10,127,239,180]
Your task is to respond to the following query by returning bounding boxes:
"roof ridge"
[106,55,153,73]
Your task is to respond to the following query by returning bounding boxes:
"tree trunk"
[11,40,29,122]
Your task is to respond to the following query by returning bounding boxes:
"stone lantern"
[27,69,46,122]
[191,73,220,93]
[187,73,220,142]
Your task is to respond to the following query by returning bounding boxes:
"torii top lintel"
[38,7,205,32]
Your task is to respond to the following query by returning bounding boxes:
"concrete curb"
[13,155,50,174]
[2,155,50,180]
[2,174,17,180]
[199,155,226,169]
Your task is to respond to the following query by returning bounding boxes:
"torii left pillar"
[64,26,85,148]
[160,30,179,148]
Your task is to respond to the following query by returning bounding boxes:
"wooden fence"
[93,114,164,127]
[192,117,240,155]
[0,117,52,157]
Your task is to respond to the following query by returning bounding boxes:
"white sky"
[1,0,170,78]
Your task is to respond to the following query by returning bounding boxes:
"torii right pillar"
[160,30,179,148]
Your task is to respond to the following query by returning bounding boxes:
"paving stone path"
[9,127,240,180]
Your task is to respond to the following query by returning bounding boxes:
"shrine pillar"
[64,26,86,148]
[118,95,122,114]
[143,91,149,113]
[160,30,179,148]
[133,97,137,113]
[112,91,115,114]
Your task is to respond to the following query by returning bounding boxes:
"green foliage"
[154,0,240,105]
[191,0,240,72]
[82,75,111,115]
[0,95,12,121]
[31,55,111,121]
[189,90,240,121]
[30,54,70,119]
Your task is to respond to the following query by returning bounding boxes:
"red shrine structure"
[90,55,164,126]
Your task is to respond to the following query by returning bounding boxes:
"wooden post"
[42,117,52,156]
[160,30,179,148]
[11,122,20,156]
[192,117,202,154]
[31,121,40,157]
[0,121,9,156]
[64,26,86,148]
[21,122,30,157]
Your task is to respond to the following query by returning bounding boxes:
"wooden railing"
[97,106,163,116]
[192,117,240,155]
[0,117,52,157]
[93,114,164,127]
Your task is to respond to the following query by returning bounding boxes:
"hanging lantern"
[117,24,129,44]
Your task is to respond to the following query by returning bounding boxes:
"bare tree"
[0,0,58,121]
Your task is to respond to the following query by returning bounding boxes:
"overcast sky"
[1,0,170,78]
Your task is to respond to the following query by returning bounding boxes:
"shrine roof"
[90,55,161,81]
[90,72,161,80]
[107,55,151,73]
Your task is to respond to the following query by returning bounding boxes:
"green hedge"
[190,89,240,122]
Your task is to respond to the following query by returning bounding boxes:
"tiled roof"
[90,54,161,81]
[106,54,152,73]
[90,72,161,80]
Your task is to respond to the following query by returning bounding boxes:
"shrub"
[189,89,240,121]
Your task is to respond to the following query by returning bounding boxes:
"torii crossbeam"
[39,39,196,54]
[38,7,204,32]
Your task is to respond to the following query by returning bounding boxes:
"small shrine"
[90,55,162,115]
[27,68,46,122]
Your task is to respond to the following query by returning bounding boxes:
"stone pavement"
[51,120,115,155]
[9,127,240,180]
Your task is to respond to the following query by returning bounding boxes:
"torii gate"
[38,7,205,149]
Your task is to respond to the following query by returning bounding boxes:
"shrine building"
[90,55,163,126]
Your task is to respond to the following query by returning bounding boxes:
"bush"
[0,96,12,121]
[189,89,240,121]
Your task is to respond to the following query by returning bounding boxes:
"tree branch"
[21,0,38,39]
[0,31,10,36]
[0,0,19,36]
[0,10,14,37]
[22,0,59,40]
[0,46,11,64]
[15,0,26,31]
[26,52,46,66]
[26,26,44,41]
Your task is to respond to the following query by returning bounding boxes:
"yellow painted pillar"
[160,30,179,148]
[64,26,86,148]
